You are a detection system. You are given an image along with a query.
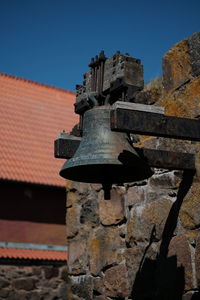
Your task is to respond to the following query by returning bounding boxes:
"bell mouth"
[60,162,153,184]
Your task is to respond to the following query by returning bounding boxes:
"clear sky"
[0,0,200,91]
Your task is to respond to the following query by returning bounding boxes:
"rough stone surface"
[12,277,36,291]
[0,288,10,298]
[168,235,193,290]
[43,266,58,279]
[66,180,90,196]
[180,180,200,229]
[195,234,200,287]
[162,39,192,93]
[68,237,88,274]
[69,275,93,300]
[88,227,124,276]
[149,171,182,189]
[66,191,79,207]
[158,76,200,119]
[66,205,80,238]
[124,185,145,206]
[0,264,67,299]
[0,277,10,288]
[80,198,99,226]
[125,246,144,288]
[142,198,173,240]
[126,198,173,245]
[93,277,105,295]
[188,32,200,77]
[99,187,125,225]
[103,264,130,298]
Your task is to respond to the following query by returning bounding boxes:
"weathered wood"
[54,133,81,159]
[54,135,195,171]
[110,107,200,141]
[136,148,195,171]
[112,101,165,114]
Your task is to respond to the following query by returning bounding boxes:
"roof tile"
[0,247,67,261]
[0,73,78,187]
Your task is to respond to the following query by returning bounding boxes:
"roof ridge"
[0,72,76,95]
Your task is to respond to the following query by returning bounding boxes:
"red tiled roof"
[0,248,67,261]
[0,73,78,187]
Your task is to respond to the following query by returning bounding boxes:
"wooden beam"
[54,135,195,171]
[137,148,195,171]
[54,133,81,159]
[112,101,165,114]
[110,106,200,141]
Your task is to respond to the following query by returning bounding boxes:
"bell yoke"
[55,51,200,199]
[59,51,152,191]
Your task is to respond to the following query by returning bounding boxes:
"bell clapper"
[102,183,112,200]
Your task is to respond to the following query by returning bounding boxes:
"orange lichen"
[158,77,200,118]
[163,40,192,94]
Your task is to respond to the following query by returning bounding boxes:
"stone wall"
[0,262,67,300]
[66,32,200,300]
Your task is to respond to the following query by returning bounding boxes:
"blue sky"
[0,0,199,91]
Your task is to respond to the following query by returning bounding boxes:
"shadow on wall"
[131,170,197,300]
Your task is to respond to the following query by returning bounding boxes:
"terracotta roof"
[0,73,78,187]
[0,247,67,261]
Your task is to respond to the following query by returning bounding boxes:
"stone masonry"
[66,32,200,300]
[0,263,67,300]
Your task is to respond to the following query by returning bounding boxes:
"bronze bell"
[60,106,152,185]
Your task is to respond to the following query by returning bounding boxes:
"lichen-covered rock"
[162,39,192,93]
[0,263,67,299]
[93,276,105,295]
[131,243,160,299]
[103,264,130,298]
[180,180,200,229]
[43,266,58,279]
[57,282,67,299]
[66,180,90,196]
[154,236,193,297]
[126,206,149,244]
[66,205,80,238]
[124,246,144,288]
[127,198,173,245]
[99,187,125,225]
[69,275,93,300]
[143,198,173,239]
[80,198,99,226]
[168,235,193,290]
[124,185,146,207]
[158,77,200,119]
[12,277,36,291]
[66,191,80,208]
[93,296,108,300]
[188,32,200,77]
[88,227,125,275]
[0,288,10,298]
[149,171,181,189]
[0,277,10,288]
[68,237,87,275]
[195,234,200,287]
[60,265,68,280]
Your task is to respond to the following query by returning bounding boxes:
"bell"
[60,106,152,184]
